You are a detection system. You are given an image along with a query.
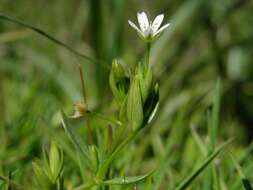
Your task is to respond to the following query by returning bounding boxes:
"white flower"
[128,11,170,41]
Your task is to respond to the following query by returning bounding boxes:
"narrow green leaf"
[175,139,232,190]
[0,13,106,66]
[190,125,207,155]
[74,169,154,190]
[101,169,154,185]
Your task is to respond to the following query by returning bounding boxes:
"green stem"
[145,42,151,69]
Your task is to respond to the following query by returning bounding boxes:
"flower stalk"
[145,42,151,68]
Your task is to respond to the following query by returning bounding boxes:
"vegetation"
[0,0,253,189]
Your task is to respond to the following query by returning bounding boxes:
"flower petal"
[152,14,164,33]
[137,12,149,32]
[154,23,170,36]
[128,20,144,37]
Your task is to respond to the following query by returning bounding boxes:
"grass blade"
[0,13,105,65]
[175,139,232,190]
[74,170,154,190]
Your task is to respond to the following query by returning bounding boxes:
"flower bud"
[127,76,143,131]
[109,59,130,104]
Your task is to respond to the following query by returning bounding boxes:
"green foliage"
[32,142,64,190]
[1,0,253,189]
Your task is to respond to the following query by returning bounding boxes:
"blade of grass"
[74,170,154,190]
[174,139,232,190]
[0,13,106,66]
[101,169,154,185]
[190,124,207,155]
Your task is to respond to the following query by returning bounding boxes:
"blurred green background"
[0,0,253,189]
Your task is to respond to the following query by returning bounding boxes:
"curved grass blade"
[0,13,106,65]
[190,124,207,155]
[175,139,233,190]
[74,170,154,190]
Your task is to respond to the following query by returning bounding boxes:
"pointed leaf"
[175,139,232,190]
[101,170,154,185]
[127,77,143,131]
[0,14,103,64]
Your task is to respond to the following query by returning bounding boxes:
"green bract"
[111,60,159,131]
[127,76,144,131]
